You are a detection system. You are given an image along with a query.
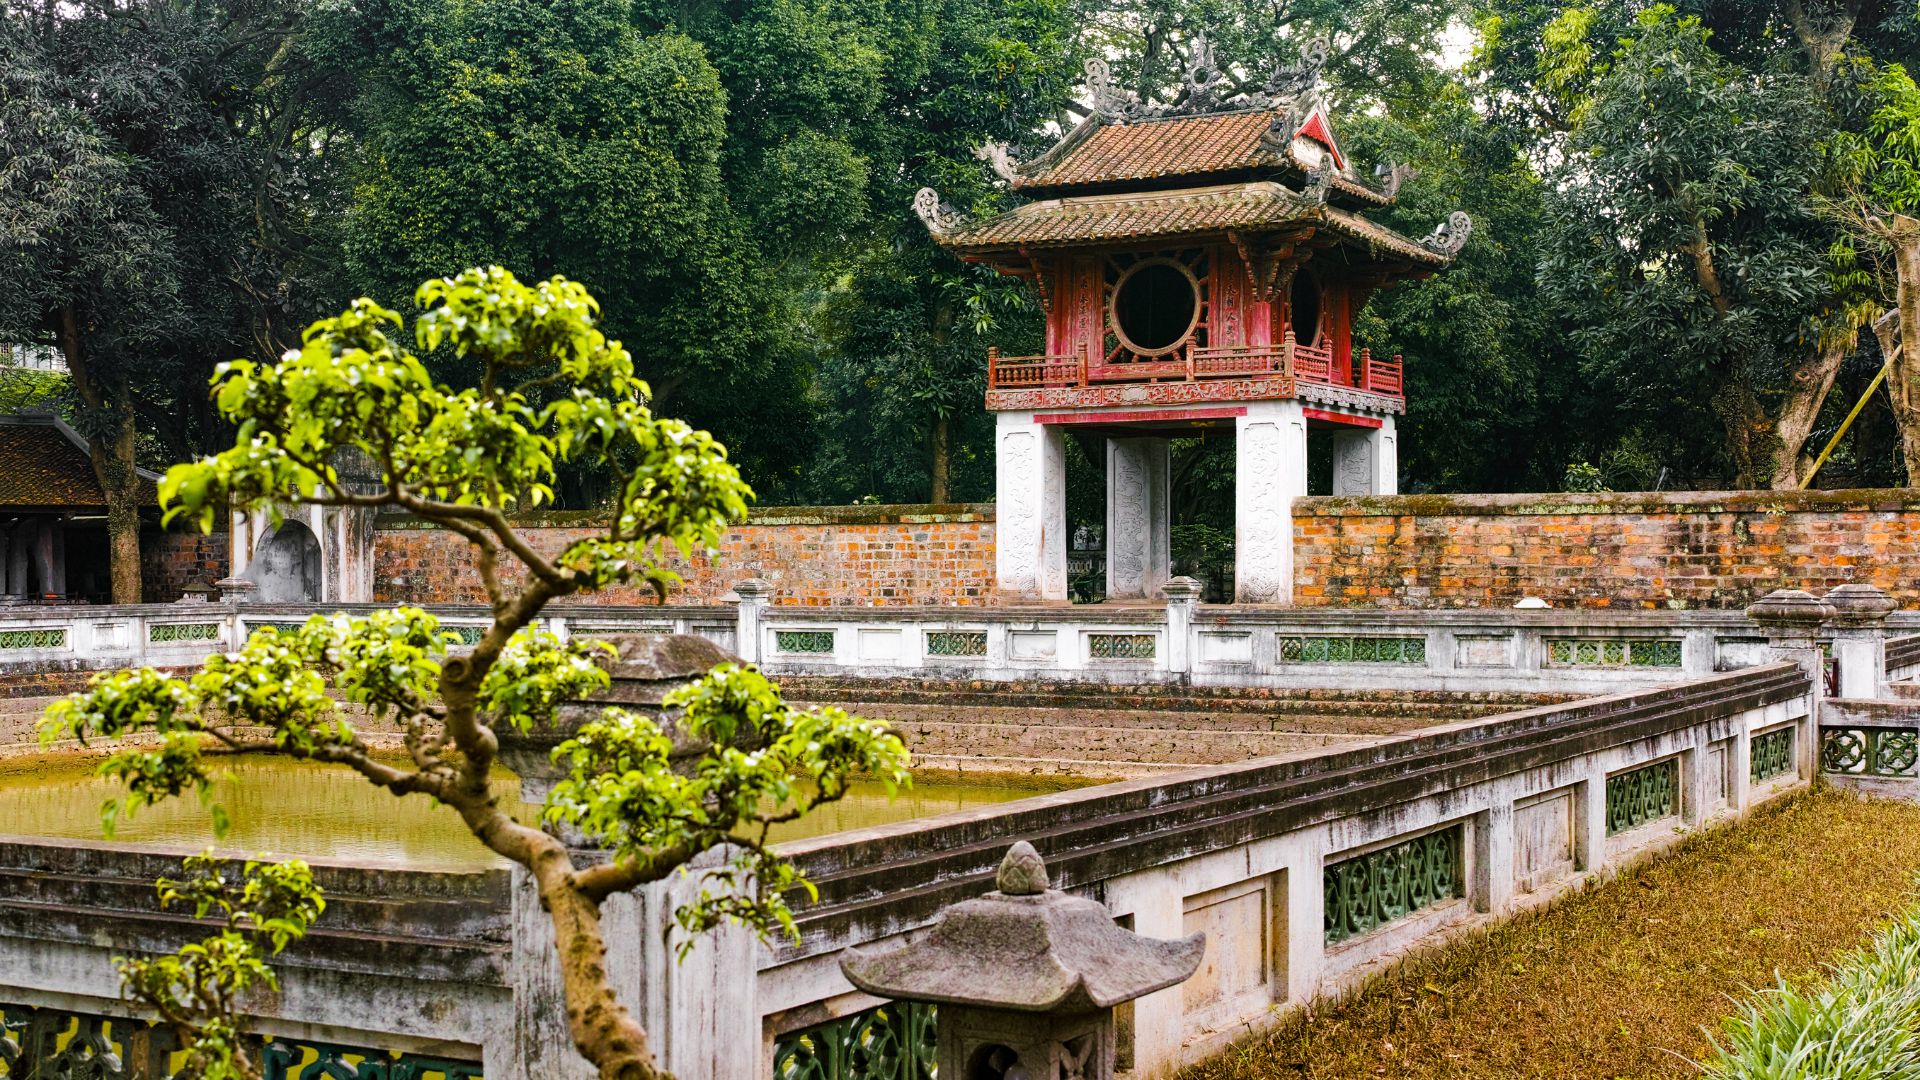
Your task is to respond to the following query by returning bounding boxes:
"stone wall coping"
[0,835,511,986]
[1295,486,1920,518]
[1821,698,1920,726]
[373,502,995,531]
[766,662,1807,964]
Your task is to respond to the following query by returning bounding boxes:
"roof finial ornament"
[1177,32,1233,115]
[1420,210,1473,256]
[996,840,1050,895]
[974,141,1022,185]
[913,187,966,237]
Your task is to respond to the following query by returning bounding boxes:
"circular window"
[1110,258,1200,357]
[1289,268,1323,346]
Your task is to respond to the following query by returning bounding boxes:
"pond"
[0,756,1077,871]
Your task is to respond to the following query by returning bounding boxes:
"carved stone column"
[1105,437,1170,600]
[1234,400,1309,603]
[995,411,1068,601]
[1329,417,1398,497]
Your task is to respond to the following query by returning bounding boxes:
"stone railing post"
[1745,589,1835,688]
[1162,576,1202,676]
[1745,588,1836,797]
[1825,584,1895,700]
[732,577,772,664]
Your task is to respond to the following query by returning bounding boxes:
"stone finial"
[733,577,774,600]
[1513,596,1550,609]
[1745,588,1835,631]
[997,841,1050,896]
[214,577,257,604]
[1160,576,1204,603]
[1825,584,1896,627]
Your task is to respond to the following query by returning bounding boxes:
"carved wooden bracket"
[1228,230,1311,303]
[1017,247,1053,315]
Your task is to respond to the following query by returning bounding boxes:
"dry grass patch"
[1185,788,1920,1080]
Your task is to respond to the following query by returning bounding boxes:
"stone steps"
[893,718,1388,767]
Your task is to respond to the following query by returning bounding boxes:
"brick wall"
[139,526,227,603]
[373,504,998,607]
[1293,489,1920,609]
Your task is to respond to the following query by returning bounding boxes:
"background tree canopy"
[6,0,1919,527]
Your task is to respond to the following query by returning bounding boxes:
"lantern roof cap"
[839,842,1204,1013]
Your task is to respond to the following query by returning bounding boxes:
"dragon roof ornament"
[1420,210,1473,256]
[914,187,966,236]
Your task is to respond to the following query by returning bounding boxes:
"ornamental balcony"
[986,329,1403,402]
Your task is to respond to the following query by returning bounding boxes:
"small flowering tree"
[39,267,911,1079]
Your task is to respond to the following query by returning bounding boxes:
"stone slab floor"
[1183,788,1920,1080]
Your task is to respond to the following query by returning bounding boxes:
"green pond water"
[0,758,1069,871]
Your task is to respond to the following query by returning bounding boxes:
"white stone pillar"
[1162,576,1201,674]
[994,411,1068,601]
[733,577,771,663]
[1105,437,1170,599]
[1234,400,1308,604]
[1329,417,1398,497]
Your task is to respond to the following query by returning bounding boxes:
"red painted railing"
[986,335,1403,401]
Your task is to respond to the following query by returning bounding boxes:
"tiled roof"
[1013,110,1391,206]
[1016,111,1280,190]
[940,181,1446,264]
[0,418,107,508]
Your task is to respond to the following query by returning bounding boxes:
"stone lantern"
[840,842,1204,1080]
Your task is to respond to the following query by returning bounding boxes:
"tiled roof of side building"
[0,419,107,508]
[0,415,159,509]
[941,181,1446,264]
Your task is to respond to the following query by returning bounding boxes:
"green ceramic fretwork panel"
[771,1000,936,1080]
[0,628,65,650]
[1605,759,1678,834]
[1546,637,1681,668]
[445,626,487,646]
[1821,727,1920,777]
[1749,727,1794,783]
[1323,826,1463,945]
[149,621,222,645]
[775,630,835,654]
[1088,633,1156,660]
[1279,635,1426,664]
[926,630,987,657]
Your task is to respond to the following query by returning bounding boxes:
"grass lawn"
[1183,788,1920,1080]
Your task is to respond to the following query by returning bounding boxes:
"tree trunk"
[1768,337,1850,489]
[929,413,950,503]
[97,401,145,604]
[1886,221,1920,486]
[59,307,142,602]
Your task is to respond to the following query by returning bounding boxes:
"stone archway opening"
[246,520,323,602]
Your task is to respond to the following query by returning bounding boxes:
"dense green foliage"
[40,268,911,1073]
[8,0,1920,526]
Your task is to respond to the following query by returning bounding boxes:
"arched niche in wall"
[1289,266,1324,346]
[245,520,323,603]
